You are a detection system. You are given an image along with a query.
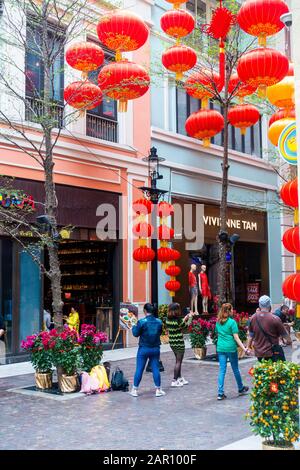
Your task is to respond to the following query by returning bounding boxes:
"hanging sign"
[278,121,297,166]
[247,283,260,304]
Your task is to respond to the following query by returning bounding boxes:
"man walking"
[247,295,288,362]
[130,303,165,397]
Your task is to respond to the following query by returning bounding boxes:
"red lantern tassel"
[218,40,225,93]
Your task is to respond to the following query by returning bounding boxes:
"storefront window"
[176,87,201,135]
[1,239,13,354]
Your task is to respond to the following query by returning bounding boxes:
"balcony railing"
[25,96,64,128]
[86,113,118,143]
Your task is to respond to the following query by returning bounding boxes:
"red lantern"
[282,273,300,302]
[282,227,300,255]
[158,201,174,217]
[185,109,224,147]
[160,9,195,39]
[280,179,298,208]
[169,248,181,261]
[237,0,289,46]
[165,279,181,297]
[133,222,153,238]
[133,246,155,270]
[158,225,174,241]
[132,198,153,215]
[64,81,103,110]
[98,60,150,112]
[185,69,220,109]
[228,104,260,135]
[237,48,289,96]
[157,247,174,267]
[269,108,295,127]
[165,265,181,276]
[164,0,188,10]
[97,11,149,61]
[66,42,104,75]
[228,73,257,100]
[162,45,197,81]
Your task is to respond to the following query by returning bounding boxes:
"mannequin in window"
[198,264,211,314]
[188,264,198,314]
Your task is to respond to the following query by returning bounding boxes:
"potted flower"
[21,331,55,389]
[158,304,169,344]
[233,312,249,359]
[188,318,211,359]
[78,324,108,372]
[247,360,300,450]
[52,326,80,393]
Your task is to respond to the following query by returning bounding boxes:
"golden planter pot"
[58,374,78,393]
[193,347,206,360]
[160,335,169,344]
[35,372,53,390]
[262,441,294,451]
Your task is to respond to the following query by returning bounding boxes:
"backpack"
[111,367,129,392]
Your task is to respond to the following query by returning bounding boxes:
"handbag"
[111,367,129,392]
[256,316,286,361]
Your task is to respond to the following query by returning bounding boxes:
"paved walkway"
[0,344,259,450]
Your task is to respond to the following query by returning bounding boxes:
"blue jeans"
[134,346,161,388]
[218,351,244,395]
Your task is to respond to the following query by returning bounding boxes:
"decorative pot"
[193,347,206,360]
[160,335,169,344]
[35,372,53,390]
[295,331,300,341]
[58,373,78,393]
[262,441,294,451]
[238,346,246,359]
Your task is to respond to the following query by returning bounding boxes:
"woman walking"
[215,303,249,400]
[166,303,191,387]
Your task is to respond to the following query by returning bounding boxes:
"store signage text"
[0,193,35,210]
[203,216,258,232]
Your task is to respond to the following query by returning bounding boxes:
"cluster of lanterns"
[132,199,181,297]
[64,11,150,113]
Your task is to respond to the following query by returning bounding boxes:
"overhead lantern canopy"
[97,11,149,62]
[237,0,289,47]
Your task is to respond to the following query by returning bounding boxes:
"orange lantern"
[98,60,150,112]
[133,247,155,270]
[228,73,257,101]
[282,273,300,302]
[97,11,149,62]
[228,104,260,135]
[237,48,289,97]
[64,81,103,110]
[162,45,197,81]
[165,0,188,9]
[237,0,289,47]
[165,280,181,297]
[280,179,298,208]
[185,69,220,109]
[268,118,295,146]
[282,227,300,255]
[160,9,195,41]
[267,76,294,109]
[269,108,295,127]
[185,109,224,147]
[66,42,104,77]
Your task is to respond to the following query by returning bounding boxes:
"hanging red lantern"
[132,198,153,215]
[269,108,295,127]
[165,279,181,297]
[133,246,155,270]
[228,104,260,135]
[133,222,154,239]
[237,0,289,47]
[185,70,220,109]
[162,45,197,81]
[66,42,104,75]
[98,60,150,112]
[228,73,257,100]
[158,201,174,217]
[164,0,188,10]
[97,11,149,61]
[282,227,300,255]
[158,225,174,241]
[157,247,174,269]
[282,273,300,302]
[185,109,224,147]
[160,9,195,40]
[280,179,298,208]
[169,248,181,262]
[165,265,181,276]
[64,81,103,110]
[237,48,289,97]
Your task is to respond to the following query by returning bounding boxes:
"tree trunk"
[218,104,230,306]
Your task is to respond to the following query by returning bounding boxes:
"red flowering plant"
[188,318,211,349]
[247,360,300,448]
[233,311,249,343]
[78,324,108,372]
[21,330,57,373]
[51,326,80,376]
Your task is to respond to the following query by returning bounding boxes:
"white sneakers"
[171,377,189,387]
[155,388,166,397]
[129,387,138,397]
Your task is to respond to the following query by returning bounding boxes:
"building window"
[176,87,200,135]
[86,43,118,143]
[25,17,64,127]
[186,0,207,19]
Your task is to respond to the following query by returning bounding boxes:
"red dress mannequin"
[198,265,211,314]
